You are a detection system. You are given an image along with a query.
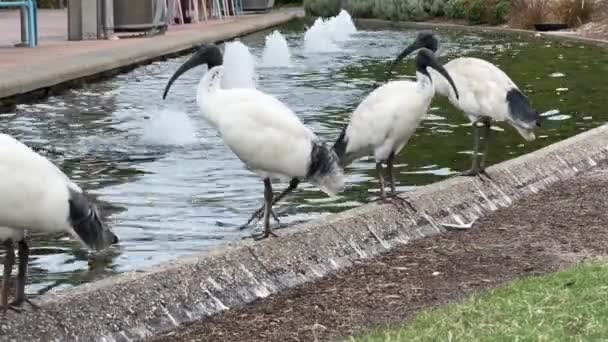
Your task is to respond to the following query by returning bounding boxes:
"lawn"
[350,262,608,342]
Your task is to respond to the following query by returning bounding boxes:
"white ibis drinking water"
[386,32,542,176]
[162,44,344,239]
[334,48,459,206]
[0,133,118,312]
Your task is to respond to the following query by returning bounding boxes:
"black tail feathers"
[333,124,348,166]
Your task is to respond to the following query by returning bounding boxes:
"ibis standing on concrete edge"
[334,48,459,207]
[386,32,542,176]
[162,44,345,240]
[0,133,119,312]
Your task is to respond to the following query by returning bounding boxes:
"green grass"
[350,263,608,342]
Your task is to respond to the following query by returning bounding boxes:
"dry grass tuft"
[552,0,595,28]
[509,0,551,29]
[509,0,597,29]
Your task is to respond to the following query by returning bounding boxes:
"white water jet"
[261,30,292,67]
[325,10,357,42]
[221,40,257,89]
[303,10,358,53]
[141,108,198,146]
[304,17,340,53]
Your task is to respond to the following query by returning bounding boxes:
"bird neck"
[198,65,223,92]
[416,70,433,93]
[427,68,455,99]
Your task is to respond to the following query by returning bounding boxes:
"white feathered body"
[0,134,79,236]
[429,57,537,141]
[340,72,435,165]
[195,66,344,196]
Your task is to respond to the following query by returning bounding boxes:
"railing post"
[20,6,27,43]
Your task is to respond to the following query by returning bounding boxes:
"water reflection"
[1,20,607,293]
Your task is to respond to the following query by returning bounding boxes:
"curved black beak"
[385,42,421,82]
[418,48,459,100]
[385,32,439,83]
[111,232,119,245]
[162,44,223,100]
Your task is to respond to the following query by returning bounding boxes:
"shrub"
[401,0,426,20]
[341,0,427,21]
[509,0,551,29]
[490,0,512,25]
[465,0,485,24]
[446,0,511,25]
[445,0,467,19]
[303,0,342,17]
[344,0,375,18]
[552,0,595,27]
[276,0,303,5]
[424,0,446,16]
[306,0,511,25]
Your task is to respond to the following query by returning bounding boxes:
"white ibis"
[386,32,542,176]
[334,48,459,206]
[162,44,345,239]
[0,133,118,312]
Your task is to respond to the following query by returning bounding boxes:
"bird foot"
[374,193,417,213]
[0,304,22,314]
[10,297,39,310]
[239,206,280,230]
[387,193,418,213]
[459,168,480,177]
[458,167,491,179]
[252,230,278,241]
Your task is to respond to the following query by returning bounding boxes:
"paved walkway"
[0,8,303,99]
[0,9,67,46]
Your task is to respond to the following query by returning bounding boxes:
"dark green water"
[328,26,608,197]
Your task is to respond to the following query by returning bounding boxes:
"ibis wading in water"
[334,48,459,206]
[0,133,118,312]
[386,32,541,176]
[162,44,344,239]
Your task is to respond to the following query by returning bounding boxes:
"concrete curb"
[2,122,607,341]
[0,9,304,102]
[355,19,608,48]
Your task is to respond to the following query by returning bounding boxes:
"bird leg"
[239,178,300,230]
[385,152,417,213]
[460,119,483,177]
[239,203,280,230]
[387,152,397,195]
[10,240,38,310]
[1,240,20,313]
[375,162,387,200]
[253,178,279,240]
[478,120,493,178]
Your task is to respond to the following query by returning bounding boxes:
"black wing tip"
[506,88,540,125]
[308,141,342,179]
[332,124,348,162]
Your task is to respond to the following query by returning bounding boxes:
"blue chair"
[0,0,38,47]
[234,0,242,15]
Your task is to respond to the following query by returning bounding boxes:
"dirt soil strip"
[151,167,608,342]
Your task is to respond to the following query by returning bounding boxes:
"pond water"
[2,17,608,294]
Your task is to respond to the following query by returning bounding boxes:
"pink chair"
[166,0,201,24]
